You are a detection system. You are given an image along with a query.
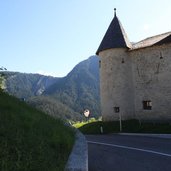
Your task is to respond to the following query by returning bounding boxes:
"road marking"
[87,141,171,157]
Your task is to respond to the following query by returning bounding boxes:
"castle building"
[96,9,171,122]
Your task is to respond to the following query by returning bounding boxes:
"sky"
[1,0,171,77]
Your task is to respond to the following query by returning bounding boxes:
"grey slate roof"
[96,11,171,54]
[131,31,171,50]
[96,14,132,55]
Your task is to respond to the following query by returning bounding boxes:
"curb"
[65,130,88,171]
[117,133,171,139]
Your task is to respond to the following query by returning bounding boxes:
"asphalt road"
[86,134,171,171]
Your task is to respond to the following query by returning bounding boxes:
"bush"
[78,119,171,134]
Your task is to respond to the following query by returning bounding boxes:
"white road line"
[87,140,171,157]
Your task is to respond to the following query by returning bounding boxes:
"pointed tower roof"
[96,9,132,55]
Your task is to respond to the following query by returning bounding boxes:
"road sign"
[84,109,90,118]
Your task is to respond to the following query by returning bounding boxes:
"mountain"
[2,55,101,120]
[44,55,100,118]
[4,72,60,98]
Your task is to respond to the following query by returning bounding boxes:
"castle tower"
[96,9,135,121]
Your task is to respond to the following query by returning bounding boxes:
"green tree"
[0,66,7,90]
[0,73,5,90]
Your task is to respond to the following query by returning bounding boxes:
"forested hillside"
[5,72,60,98]
[2,56,101,121]
[44,56,100,118]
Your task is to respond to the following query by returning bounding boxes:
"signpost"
[119,112,122,132]
[113,107,122,132]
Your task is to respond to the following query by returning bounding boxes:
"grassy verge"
[0,90,75,171]
[73,117,101,128]
[77,119,171,134]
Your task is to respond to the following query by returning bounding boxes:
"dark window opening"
[114,107,120,113]
[143,100,152,110]
[160,52,163,59]
[99,60,101,68]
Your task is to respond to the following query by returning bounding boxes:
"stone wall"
[99,48,135,121]
[131,43,171,121]
[99,42,171,122]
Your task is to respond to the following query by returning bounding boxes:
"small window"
[99,60,101,68]
[121,58,125,63]
[114,107,120,113]
[143,101,152,110]
[160,52,163,59]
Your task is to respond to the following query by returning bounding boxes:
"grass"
[73,117,100,128]
[76,119,171,134]
[0,90,75,171]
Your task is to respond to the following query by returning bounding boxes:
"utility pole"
[119,112,122,132]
